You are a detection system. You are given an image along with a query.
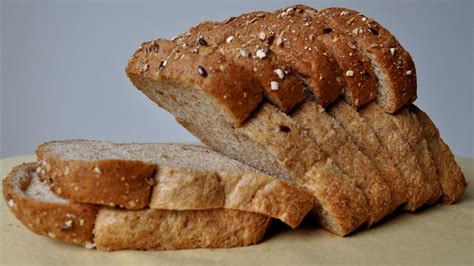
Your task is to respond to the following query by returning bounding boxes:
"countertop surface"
[1,155,473,265]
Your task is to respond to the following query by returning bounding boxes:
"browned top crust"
[126,5,417,127]
[318,7,417,112]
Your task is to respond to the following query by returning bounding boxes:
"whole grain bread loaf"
[36,140,316,228]
[3,163,271,251]
[125,4,466,236]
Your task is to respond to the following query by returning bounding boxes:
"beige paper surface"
[1,155,473,265]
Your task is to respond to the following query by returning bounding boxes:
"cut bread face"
[95,207,270,251]
[3,163,271,251]
[411,105,467,203]
[36,140,316,228]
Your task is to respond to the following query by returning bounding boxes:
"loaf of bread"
[126,4,467,236]
[3,163,271,250]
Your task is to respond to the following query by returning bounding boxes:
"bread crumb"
[79,219,85,226]
[390,47,396,56]
[94,167,102,174]
[258,32,266,41]
[84,242,96,249]
[48,232,56,239]
[7,199,15,208]
[64,166,69,175]
[270,81,279,91]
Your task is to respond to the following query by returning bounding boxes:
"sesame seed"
[258,32,266,41]
[7,199,15,208]
[243,92,248,98]
[84,242,96,249]
[390,47,396,56]
[48,232,56,239]
[340,11,349,16]
[352,28,360,35]
[142,64,149,72]
[191,47,199,54]
[308,34,314,41]
[405,70,412,75]
[345,70,354,77]
[62,220,73,230]
[270,81,279,91]
[274,68,285,79]
[197,36,208,46]
[361,17,367,22]
[197,66,208,77]
[226,36,234,43]
[79,219,85,226]
[94,167,101,174]
[256,49,267,59]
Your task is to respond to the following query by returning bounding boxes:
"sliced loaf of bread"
[3,163,271,251]
[36,140,316,228]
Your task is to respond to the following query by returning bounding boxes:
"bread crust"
[37,141,157,210]
[127,39,264,125]
[3,163,271,250]
[2,164,99,245]
[319,7,417,112]
[36,140,315,228]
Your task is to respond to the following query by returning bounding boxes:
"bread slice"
[387,107,442,204]
[3,163,271,250]
[358,103,435,210]
[318,7,417,113]
[94,207,270,251]
[327,100,407,212]
[292,101,392,225]
[36,140,316,228]
[411,105,467,203]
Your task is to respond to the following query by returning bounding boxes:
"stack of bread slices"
[3,5,467,251]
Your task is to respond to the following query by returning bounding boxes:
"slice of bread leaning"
[36,140,316,228]
[3,163,271,251]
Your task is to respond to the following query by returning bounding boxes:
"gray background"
[0,0,473,158]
